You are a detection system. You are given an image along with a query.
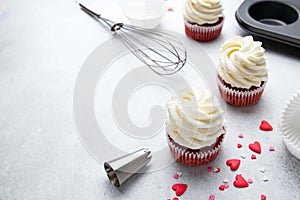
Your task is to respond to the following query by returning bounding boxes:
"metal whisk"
[79,4,187,75]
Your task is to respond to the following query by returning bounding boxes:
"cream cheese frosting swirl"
[218,36,268,89]
[166,88,224,149]
[183,0,223,25]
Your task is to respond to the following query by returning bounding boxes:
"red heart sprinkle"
[208,194,215,200]
[219,185,225,191]
[168,7,174,12]
[251,154,256,159]
[248,178,253,184]
[261,194,267,200]
[249,141,262,154]
[233,175,249,188]
[173,173,179,179]
[237,143,242,148]
[173,198,179,200]
[224,183,229,189]
[260,120,273,131]
[207,167,213,172]
[269,146,275,151]
[172,184,187,196]
[226,159,241,171]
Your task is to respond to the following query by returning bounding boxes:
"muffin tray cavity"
[236,0,300,48]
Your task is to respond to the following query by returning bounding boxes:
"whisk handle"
[79,3,122,32]
[79,3,101,18]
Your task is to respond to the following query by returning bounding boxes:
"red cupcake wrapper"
[184,17,224,41]
[217,76,266,106]
[167,132,225,166]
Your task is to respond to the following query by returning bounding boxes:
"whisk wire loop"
[79,3,187,75]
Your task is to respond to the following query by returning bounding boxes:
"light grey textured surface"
[0,0,300,200]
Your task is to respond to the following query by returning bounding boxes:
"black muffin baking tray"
[236,0,300,48]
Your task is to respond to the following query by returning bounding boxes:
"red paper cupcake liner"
[217,75,266,106]
[184,17,224,41]
[167,132,225,166]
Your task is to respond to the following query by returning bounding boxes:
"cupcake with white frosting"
[217,36,268,106]
[166,88,226,166]
[183,0,224,41]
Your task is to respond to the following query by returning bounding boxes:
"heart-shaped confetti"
[248,178,253,184]
[172,184,187,196]
[173,173,179,179]
[261,194,267,200]
[233,175,249,188]
[209,194,215,200]
[168,7,174,12]
[251,154,257,159]
[260,120,273,131]
[219,185,225,191]
[224,183,229,189]
[173,198,179,200]
[249,141,262,154]
[237,143,243,148]
[207,167,213,172]
[238,133,244,138]
[269,146,275,151]
[226,159,241,171]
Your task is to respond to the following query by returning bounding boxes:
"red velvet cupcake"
[165,88,226,166]
[167,130,225,166]
[184,17,224,41]
[217,75,266,106]
[217,36,268,106]
[183,0,224,41]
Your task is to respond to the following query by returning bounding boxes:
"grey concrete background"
[1,0,300,199]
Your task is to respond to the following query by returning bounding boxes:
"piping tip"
[104,148,152,187]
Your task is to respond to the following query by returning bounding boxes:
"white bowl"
[120,0,167,28]
[281,91,300,160]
